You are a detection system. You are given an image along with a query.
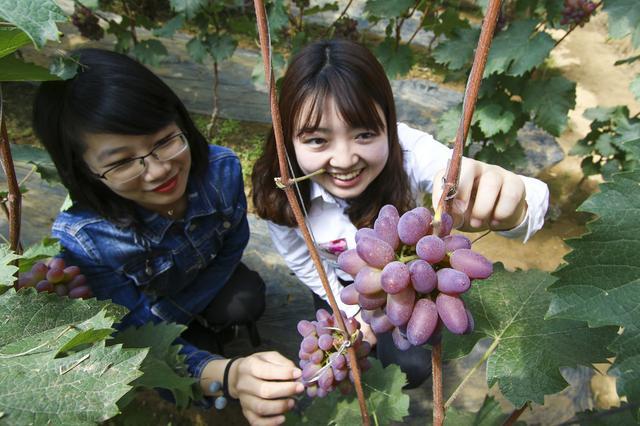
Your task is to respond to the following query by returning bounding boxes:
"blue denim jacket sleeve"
[53,233,222,378]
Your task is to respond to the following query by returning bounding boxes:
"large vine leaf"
[473,100,517,138]
[169,0,207,19]
[364,0,415,18]
[0,54,58,82]
[522,76,576,136]
[604,0,640,49]
[484,20,554,76]
[0,27,31,59]
[110,322,198,408]
[547,145,640,410]
[284,359,409,425]
[0,289,146,425]
[373,38,413,78]
[574,405,639,424]
[131,39,168,67]
[443,265,618,407]
[433,27,480,71]
[0,0,66,48]
[445,395,525,426]
[0,245,20,287]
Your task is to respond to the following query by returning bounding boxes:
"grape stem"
[443,337,500,410]
[398,254,419,263]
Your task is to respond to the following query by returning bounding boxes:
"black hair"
[32,48,209,225]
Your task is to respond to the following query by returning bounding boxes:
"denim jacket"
[52,145,249,379]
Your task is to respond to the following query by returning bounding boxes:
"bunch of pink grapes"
[560,0,597,26]
[338,205,492,350]
[297,309,371,397]
[15,258,93,299]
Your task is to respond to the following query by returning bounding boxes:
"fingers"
[243,409,287,426]
[242,352,301,381]
[491,174,526,230]
[242,394,295,418]
[236,374,304,400]
[468,169,502,229]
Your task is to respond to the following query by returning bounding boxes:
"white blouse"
[266,123,549,316]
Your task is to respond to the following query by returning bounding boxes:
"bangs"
[293,69,386,136]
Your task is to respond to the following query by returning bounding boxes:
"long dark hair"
[32,48,209,225]
[252,39,414,228]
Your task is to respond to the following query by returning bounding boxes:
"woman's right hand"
[228,351,304,426]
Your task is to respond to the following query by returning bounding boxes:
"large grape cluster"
[16,258,93,299]
[560,0,597,26]
[71,6,104,41]
[297,309,371,398]
[338,205,492,350]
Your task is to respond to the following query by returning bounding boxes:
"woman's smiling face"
[82,122,191,213]
[292,97,389,199]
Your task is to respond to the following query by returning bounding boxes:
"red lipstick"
[152,175,178,193]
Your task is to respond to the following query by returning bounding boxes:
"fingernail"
[470,218,481,228]
[288,399,296,409]
[292,368,302,379]
[295,383,305,393]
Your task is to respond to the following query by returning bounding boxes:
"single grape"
[354,266,383,295]
[299,349,311,361]
[378,204,400,226]
[306,384,318,398]
[391,327,412,351]
[416,235,446,263]
[329,353,346,370]
[356,236,395,269]
[310,349,324,364]
[46,268,65,284]
[411,207,433,232]
[355,341,371,358]
[301,335,319,353]
[443,234,472,252]
[408,259,437,294]
[358,291,387,310]
[317,387,328,398]
[340,283,360,305]
[337,249,368,277]
[355,227,379,242]
[318,334,334,351]
[437,212,453,237]
[48,257,66,271]
[385,287,415,327]
[369,309,395,334]
[436,293,469,334]
[397,211,428,245]
[338,379,353,395]
[302,362,322,382]
[450,248,493,279]
[297,320,316,337]
[54,284,69,296]
[63,265,81,281]
[380,261,410,294]
[16,272,35,289]
[333,367,348,382]
[345,317,359,334]
[318,368,334,390]
[67,274,87,290]
[406,298,439,346]
[316,309,332,323]
[35,280,54,293]
[68,285,92,299]
[31,262,49,281]
[436,268,471,294]
[374,216,400,250]
[464,308,475,335]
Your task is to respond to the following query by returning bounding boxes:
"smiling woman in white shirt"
[251,39,549,389]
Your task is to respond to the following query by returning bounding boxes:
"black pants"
[182,262,265,354]
[312,282,432,389]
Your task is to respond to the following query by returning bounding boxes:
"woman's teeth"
[330,169,362,181]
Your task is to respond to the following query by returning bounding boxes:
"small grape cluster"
[297,309,371,398]
[334,17,359,41]
[338,205,493,350]
[71,6,104,41]
[560,0,597,26]
[16,258,93,299]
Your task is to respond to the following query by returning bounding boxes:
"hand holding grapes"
[432,157,527,233]
[228,352,304,426]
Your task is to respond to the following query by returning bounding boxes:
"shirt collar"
[309,181,348,208]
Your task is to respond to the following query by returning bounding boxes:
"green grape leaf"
[18,237,60,272]
[131,39,168,67]
[474,141,528,171]
[485,20,554,76]
[153,14,185,38]
[574,405,639,425]
[109,322,197,408]
[205,33,237,63]
[186,37,207,63]
[0,289,145,424]
[305,2,340,16]
[364,0,415,18]
[604,0,640,48]
[170,0,207,19]
[284,359,409,425]
[0,54,58,81]
[442,265,618,407]
[445,395,526,426]
[433,27,480,71]
[609,355,640,420]
[8,143,61,184]
[268,0,289,34]
[427,9,470,39]
[373,38,413,79]
[594,133,617,157]
[0,27,31,59]
[522,76,576,136]
[0,0,65,48]
[0,246,20,287]
[48,54,79,80]
[437,106,463,145]
[631,75,640,103]
[580,156,601,176]
[546,145,640,406]
[473,101,517,138]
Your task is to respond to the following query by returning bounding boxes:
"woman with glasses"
[33,48,303,425]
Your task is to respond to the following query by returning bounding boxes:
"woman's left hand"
[432,157,527,232]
